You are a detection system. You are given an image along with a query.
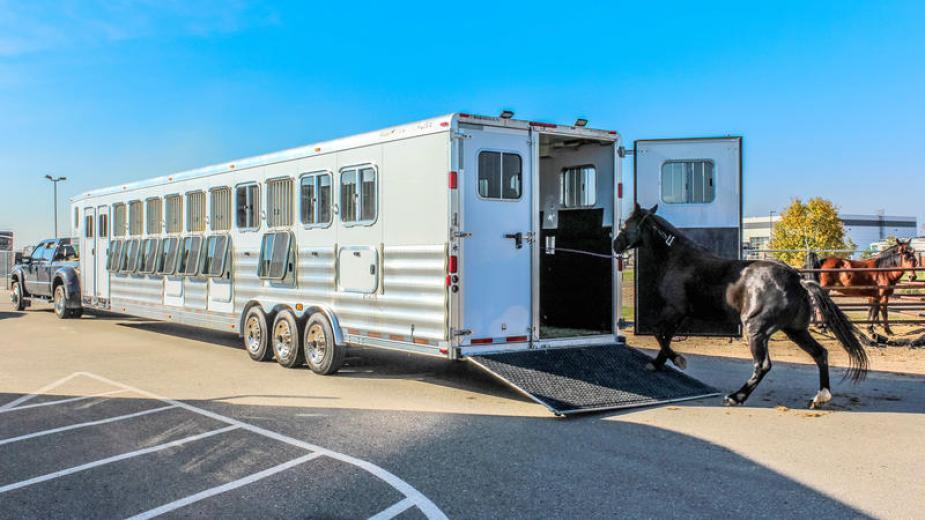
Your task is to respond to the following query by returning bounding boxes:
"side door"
[461,125,533,343]
[81,207,97,301]
[25,242,49,295]
[633,137,743,336]
[96,206,110,300]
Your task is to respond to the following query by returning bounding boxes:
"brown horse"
[817,240,918,335]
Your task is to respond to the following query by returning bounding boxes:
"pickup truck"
[9,238,83,318]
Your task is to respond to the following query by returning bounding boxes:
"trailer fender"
[52,267,82,308]
[301,305,345,347]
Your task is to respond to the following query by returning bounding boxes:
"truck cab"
[10,238,83,318]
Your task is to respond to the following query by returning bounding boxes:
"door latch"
[503,232,533,249]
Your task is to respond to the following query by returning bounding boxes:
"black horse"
[613,204,868,407]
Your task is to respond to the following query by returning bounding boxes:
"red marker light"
[448,255,458,273]
[449,171,458,189]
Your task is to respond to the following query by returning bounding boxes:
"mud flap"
[468,344,719,416]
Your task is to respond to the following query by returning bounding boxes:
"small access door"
[633,137,742,336]
[81,207,97,301]
[461,125,533,343]
[95,205,110,301]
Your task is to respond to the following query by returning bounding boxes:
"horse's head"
[896,239,918,281]
[613,203,658,254]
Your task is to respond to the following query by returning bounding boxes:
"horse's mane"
[874,244,905,268]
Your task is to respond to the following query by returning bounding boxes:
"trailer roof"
[72,113,620,201]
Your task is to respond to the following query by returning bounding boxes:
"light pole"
[767,210,776,259]
[45,175,67,238]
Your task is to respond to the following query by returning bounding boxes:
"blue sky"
[1,0,923,247]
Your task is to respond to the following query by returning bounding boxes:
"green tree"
[768,198,855,266]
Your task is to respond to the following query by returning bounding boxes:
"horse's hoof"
[810,388,832,409]
[672,354,687,370]
[645,362,658,372]
[724,395,741,406]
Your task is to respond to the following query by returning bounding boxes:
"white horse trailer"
[71,113,741,415]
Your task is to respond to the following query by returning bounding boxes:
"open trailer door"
[633,137,743,336]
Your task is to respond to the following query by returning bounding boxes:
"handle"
[504,232,524,249]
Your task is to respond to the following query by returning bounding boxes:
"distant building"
[743,213,918,257]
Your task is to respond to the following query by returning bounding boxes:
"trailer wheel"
[303,313,345,375]
[243,307,273,361]
[10,280,25,311]
[272,310,304,368]
[68,308,84,319]
[53,285,69,319]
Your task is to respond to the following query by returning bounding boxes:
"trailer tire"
[272,310,304,368]
[243,307,273,362]
[10,280,25,311]
[68,308,84,319]
[303,313,345,375]
[53,285,69,319]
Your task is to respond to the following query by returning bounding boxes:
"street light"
[767,210,776,259]
[44,174,67,238]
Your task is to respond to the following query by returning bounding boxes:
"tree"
[768,198,855,266]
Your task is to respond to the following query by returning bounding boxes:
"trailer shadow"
[0,311,24,320]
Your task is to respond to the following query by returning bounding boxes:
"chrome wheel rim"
[54,287,65,315]
[10,284,19,306]
[305,323,327,365]
[273,319,293,360]
[244,316,263,354]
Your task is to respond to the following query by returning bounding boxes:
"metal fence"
[0,251,14,290]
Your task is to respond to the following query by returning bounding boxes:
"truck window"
[478,151,522,200]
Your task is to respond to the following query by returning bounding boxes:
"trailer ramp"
[469,344,719,416]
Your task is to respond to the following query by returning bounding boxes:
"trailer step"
[468,344,719,416]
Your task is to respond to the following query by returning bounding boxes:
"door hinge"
[452,131,471,140]
[453,231,472,239]
[452,328,472,337]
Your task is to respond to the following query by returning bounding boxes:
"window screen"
[560,166,597,208]
[121,239,140,272]
[478,152,522,200]
[165,195,182,234]
[266,178,294,228]
[156,237,179,275]
[98,214,108,237]
[74,207,80,230]
[84,215,94,238]
[660,160,715,204]
[129,201,143,236]
[258,232,291,280]
[177,236,203,275]
[202,235,229,277]
[236,184,260,229]
[113,204,126,237]
[186,191,206,233]
[145,198,162,235]
[107,240,123,271]
[210,187,232,231]
[139,238,158,274]
[340,166,377,223]
[300,173,332,226]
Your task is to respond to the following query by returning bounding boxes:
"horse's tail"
[804,252,821,283]
[801,279,869,382]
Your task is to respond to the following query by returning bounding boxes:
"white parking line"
[0,390,129,415]
[77,372,448,520]
[0,372,83,411]
[0,425,239,494]
[0,405,176,447]
[126,452,325,520]
[370,497,415,520]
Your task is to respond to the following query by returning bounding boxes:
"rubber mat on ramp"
[468,344,719,416]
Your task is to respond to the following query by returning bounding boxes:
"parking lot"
[3,302,925,518]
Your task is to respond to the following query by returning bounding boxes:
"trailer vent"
[267,177,294,228]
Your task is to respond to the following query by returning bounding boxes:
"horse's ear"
[634,202,641,212]
[649,204,658,214]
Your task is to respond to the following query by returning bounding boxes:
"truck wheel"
[53,285,69,319]
[10,280,25,311]
[272,310,304,368]
[303,313,345,375]
[243,306,273,361]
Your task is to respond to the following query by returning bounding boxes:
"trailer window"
[478,151,522,200]
[74,208,80,230]
[129,201,143,236]
[300,173,332,227]
[145,198,162,235]
[258,232,291,280]
[98,214,108,237]
[661,160,715,204]
[340,166,377,224]
[84,215,94,238]
[121,239,140,273]
[138,238,158,274]
[202,235,229,277]
[266,177,294,228]
[236,184,260,229]
[106,240,123,271]
[113,203,126,237]
[165,194,183,234]
[156,237,179,275]
[560,166,596,208]
[186,191,206,233]
[177,236,203,276]
[210,187,232,231]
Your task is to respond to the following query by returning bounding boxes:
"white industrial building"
[743,213,918,256]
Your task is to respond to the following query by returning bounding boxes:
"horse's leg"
[881,295,894,336]
[725,321,772,406]
[647,331,687,371]
[783,328,831,408]
[866,297,878,336]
